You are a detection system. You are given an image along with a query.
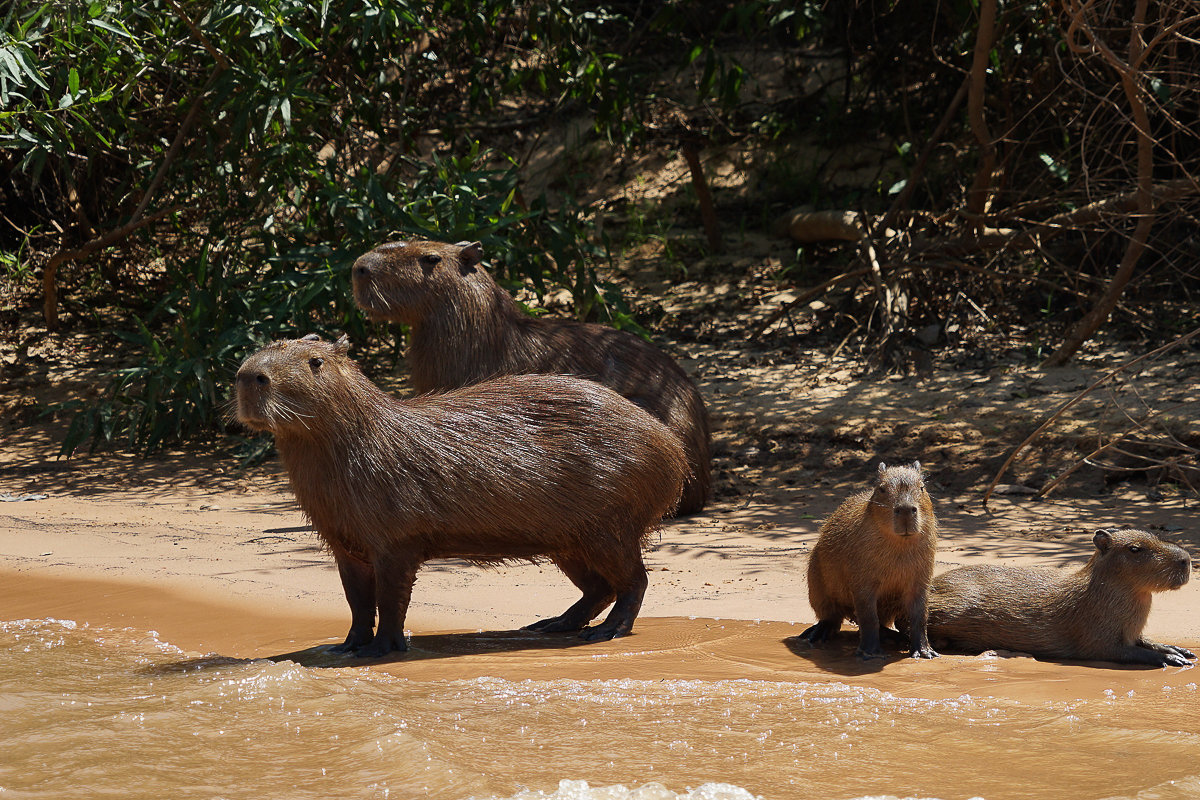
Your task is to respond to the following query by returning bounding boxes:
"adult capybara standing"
[801,461,939,660]
[350,238,711,515]
[234,334,687,658]
[926,528,1194,666]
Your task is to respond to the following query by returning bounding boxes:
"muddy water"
[3,605,1199,800]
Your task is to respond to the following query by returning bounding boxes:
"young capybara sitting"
[350,238,711,515]
[925,528,1194,667]
[801,462,939,660]
[234,334,687,658]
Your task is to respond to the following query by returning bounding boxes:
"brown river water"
[2,574,1198,800]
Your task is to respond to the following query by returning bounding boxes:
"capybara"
[925,528,1194,666]
[350,238,711,515]
[234,334,688,657]
[801,461,939,660]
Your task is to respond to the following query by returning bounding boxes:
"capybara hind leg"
[580,563,648,641]
[801,617,842,645]
[330,555,376,654]
[353,557,418,658]
[675,470,709,517]
[524,561,615,633]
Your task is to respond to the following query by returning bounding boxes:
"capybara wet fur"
[234,334,688,658]
[926,527,1194,667]
[351,238,711,515]
[801,461,938,660]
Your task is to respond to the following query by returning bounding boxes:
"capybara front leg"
[1137,637,1196,663]
[330,555,376,655]
[354,556,418,658]
[524,560,615,633]
[1120,642,1194,667]
[581,562,648,641]
[904,592,938,660]
[853,591,887,660]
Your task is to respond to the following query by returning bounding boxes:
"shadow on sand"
[142,627,603,674]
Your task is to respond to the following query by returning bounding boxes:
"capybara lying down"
[234,334,687,657]
[350,238,711,515]
[923,528,1194,667]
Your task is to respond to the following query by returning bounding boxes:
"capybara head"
[867,461,933,538]
[234,333,359,435]
[351,239,487,325]
[1089,527,1192,591]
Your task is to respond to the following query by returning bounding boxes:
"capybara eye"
[1129,545,1142,553]
[419,254,442,268]
[309,357,323,373]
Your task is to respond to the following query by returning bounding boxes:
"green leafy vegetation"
[3,0,1199,456]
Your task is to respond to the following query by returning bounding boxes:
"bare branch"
[983,326,1200,506]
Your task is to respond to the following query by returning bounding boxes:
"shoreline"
[3,484,1197,703]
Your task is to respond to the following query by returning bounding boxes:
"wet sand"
[3,476,1197,702]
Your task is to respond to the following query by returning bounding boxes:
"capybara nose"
[238,370,269,388]
[352,255,375,282]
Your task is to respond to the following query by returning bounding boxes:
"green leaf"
[88,18,137,40]
[12,44,49,90]
[0,46,22,83]
[1038,151,1069,184]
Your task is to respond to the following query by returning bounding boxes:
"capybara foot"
[579,619,633,641]
[522,615,585,634]
[1162,643,1196,660]
[855,644,889,660]
[801,619,840,645]
[1159,650,1193,668]
[329,629,374,655]
[352,633,409,658]
[909,644,939,659]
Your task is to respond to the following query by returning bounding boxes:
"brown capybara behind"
[801,461,938,660]
[350,238,711,516]
[925,528,1194,666]
[234,334,688,658]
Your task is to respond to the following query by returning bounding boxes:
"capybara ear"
[333,334,351,355]
[877,462,888,476]
[1093,528,1116,552]
[456,241,484,273]
[301,333,322,342]
[911,460,922,474]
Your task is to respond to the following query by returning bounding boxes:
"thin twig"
[982,325,1200,505]
[748,266,872,341]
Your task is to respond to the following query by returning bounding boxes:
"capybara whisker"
[233,333,687,658]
